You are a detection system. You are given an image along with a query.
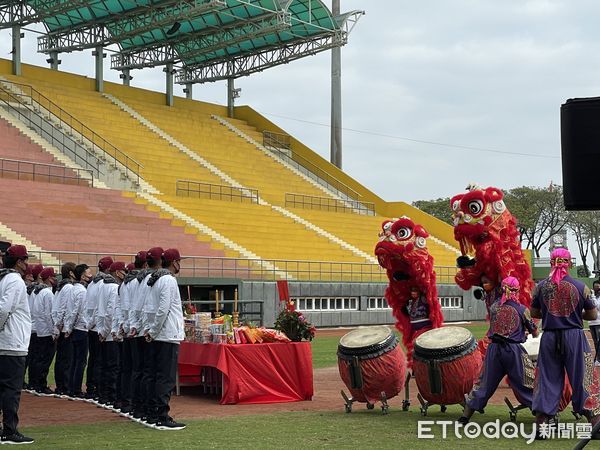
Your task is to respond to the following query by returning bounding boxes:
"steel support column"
[11,25,21,76]
[330,0,342,169]
[121,69,131,86]
[184,83,193,99]
[49,51,60,70]
[227,77,235,118]
[93,46,105,92]
[165,63,174,106]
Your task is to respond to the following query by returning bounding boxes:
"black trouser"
[99,341,120,404]
[54,333,72,393]
[591,325,600,362]
[0,355,26,436]
[130,337,145,414]
[30,336,55,390]
[120,337,133,408]
[141,339,157,417]
[25,332,37,386]
[86,330,100,395]
[68,330,88,396]
[153,342,179,421]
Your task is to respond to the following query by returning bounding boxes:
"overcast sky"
[1,0,599,204]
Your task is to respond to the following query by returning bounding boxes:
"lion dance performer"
[450,184,534,308]
[531,248,600,438]
[375,217,443,409]
[459,276,538,423]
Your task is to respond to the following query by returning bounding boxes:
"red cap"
[163,248,181,263]
[40,267,56,280]
[31,264,44,279]
[136,250,148,262]
[98,256,114,271]
[147,247,164,261]
[109,261,126,273]
[126,263,135,272]
[7,245,29,259]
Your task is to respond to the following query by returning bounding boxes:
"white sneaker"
[594,361,600,367]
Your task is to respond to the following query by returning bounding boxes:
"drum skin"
[337,345,406,404]
[337,326,407,404]
[412,327,482,405]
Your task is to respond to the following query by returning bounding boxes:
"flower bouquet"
[274,300,316,342]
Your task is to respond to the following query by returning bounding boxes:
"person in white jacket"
[24,263,43,391]
[52,262,76,397]
[64,264,92,398]
[136,246,163,425]
[119,251,147,417]
[145,248,185,431]
[0,245,34,445]
[29,267,57,396]
[83,256,113,400]
[96,261,125,409]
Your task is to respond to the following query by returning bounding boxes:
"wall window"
[294,297,358,311]
[367,297,390,310]
[439,296,463,309]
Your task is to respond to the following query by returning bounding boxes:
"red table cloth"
[178,342,314,404]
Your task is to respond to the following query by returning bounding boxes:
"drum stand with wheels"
[504,397,529,422]
[416,393,448,416]
[341,390,389,415]
[402,372,411,411]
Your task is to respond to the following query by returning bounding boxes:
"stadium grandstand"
[0,0,485,327]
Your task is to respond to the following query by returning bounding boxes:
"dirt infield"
[19,366,522,427]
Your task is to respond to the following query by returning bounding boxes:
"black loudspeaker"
[561,97,600,210]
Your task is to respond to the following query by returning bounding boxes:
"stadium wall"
[239,280,485,327]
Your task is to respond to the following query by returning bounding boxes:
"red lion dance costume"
[449,185,573,413]
[375,217,444,367]
[450,184,534,308]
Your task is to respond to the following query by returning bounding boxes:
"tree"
[567,210,592,277]
[412,197,452,224]
[568,210,600,277]
[504,185,568,257]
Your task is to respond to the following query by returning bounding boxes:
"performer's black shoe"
[458,405,474,425]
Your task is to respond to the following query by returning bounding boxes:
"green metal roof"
[2,0,362,82]
[30,1,335,58]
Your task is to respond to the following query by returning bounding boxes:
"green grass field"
[28,322,577,449]
[22,406,584,449]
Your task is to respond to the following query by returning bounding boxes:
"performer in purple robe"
[480,275,503,323]
[531,247,600,436]
[459,276,538,423]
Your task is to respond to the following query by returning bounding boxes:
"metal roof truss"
[38,0,226,53]
[176,31,343,83]
[0,0,89,28]
[111,9,291,70]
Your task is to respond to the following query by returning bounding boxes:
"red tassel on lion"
[450,184,534,308]
[375,217,443,368]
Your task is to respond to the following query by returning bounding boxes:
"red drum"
[337,326,406,405]
[413,326,482,405]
